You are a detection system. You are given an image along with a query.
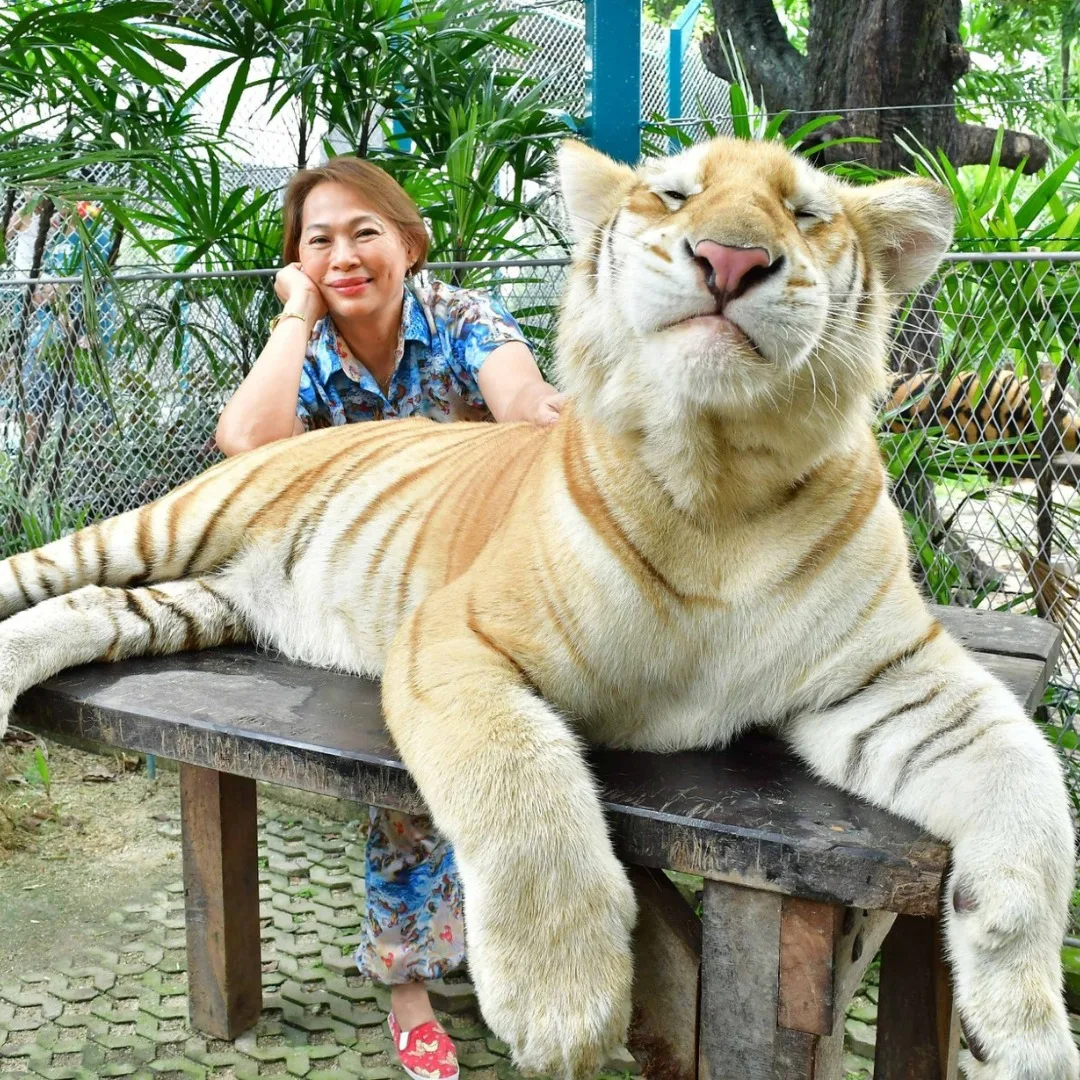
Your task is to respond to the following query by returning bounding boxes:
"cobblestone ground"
[0,809,644,1080]
[4,801,1078,1080]
[842,975,878,1079]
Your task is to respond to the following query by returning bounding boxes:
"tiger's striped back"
[0,418,548,637]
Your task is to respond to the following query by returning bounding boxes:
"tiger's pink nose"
[694,240,771,298]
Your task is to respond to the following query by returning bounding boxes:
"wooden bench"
[12,606,1062,1080]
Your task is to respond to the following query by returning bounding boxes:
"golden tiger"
[0,138,1076,1080]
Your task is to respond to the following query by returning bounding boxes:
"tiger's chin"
[646,315,778,406]
[647,346,769,416]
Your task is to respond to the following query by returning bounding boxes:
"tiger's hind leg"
[0,577,248,737]
[784,631,1078,1080]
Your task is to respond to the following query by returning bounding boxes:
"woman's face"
[298,181,415,321]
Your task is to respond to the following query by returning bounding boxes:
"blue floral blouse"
[295,278,532,429]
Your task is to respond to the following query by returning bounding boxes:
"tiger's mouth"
[660,311,768,361]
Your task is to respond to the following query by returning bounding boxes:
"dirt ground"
[0,730,186,977]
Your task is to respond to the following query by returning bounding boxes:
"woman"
[216,156,562,1080]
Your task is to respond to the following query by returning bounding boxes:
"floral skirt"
[357,806,466,985]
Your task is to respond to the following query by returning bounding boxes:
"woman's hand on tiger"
[274,262,327,323]
[532,388,566,427]
[514,382,566,427]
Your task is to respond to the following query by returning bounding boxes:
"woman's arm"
[476,342,564,426]
[215,267,325,456]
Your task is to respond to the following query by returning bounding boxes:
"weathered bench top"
[13,605,1060,919]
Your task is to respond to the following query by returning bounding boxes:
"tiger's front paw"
[949,860,1078,1080]
[465,850,637,1080]
[959,1028,1079,1080]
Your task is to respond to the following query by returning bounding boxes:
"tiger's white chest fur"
[522,465,921,751]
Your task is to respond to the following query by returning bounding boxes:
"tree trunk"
[4,197,54,536]
[107,222,125,267]
[2,197,54,376]
[804,0,961,171]
[700,0,806,114]
[1,188,16,241]
[890,280,942,376]
[892,468,1003,604]
[702,0,1048,173]
[297,103,309,171]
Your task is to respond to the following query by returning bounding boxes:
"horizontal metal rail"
[0,257,576,288]
[4,250,1080,288]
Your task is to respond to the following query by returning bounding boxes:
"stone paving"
[842,977,878,1079]
[23,801,1068,1080]
[840,959,1080,1080]
[0,810,644,1080]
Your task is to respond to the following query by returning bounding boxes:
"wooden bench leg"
[179,764,262,1039]
[875,915,960,1080]
[628,867,702,1080]
[775,902,894,1079]
[698,880,783,1080]
[698,880,892,1080]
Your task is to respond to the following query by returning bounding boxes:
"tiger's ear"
[847,177,955,296]
[558,139,637,244]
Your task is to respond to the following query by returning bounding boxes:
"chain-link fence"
[885,253,1080,786]
[888,253,1079,636]
[0,259,567,549]
[2,251,1078,736]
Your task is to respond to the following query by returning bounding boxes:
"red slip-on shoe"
[387,1012,460,1080]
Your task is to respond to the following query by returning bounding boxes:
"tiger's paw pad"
[951,870,1046,952]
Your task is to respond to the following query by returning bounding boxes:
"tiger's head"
[555,137,954,440]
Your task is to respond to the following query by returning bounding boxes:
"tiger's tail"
[0,449,260,621]
[0,575,249,737]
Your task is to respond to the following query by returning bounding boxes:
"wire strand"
[660,94,1080,126]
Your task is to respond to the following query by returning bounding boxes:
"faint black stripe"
[123,589,158,650]
[902,720,1004,789]
[844,682,948,786]
[890,689,987,797]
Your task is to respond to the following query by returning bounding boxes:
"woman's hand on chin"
[275,262,328,322]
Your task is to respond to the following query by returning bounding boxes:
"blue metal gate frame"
[584,0,642,163]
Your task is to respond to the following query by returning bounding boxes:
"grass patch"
[0,739,60,856]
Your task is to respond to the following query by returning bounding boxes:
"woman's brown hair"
[282,157,429,274]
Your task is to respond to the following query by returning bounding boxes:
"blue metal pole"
[390,110,413,156]
[585,0,642,163]
[667,0,702,152]
[667,28,682,153]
